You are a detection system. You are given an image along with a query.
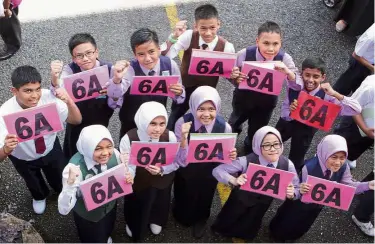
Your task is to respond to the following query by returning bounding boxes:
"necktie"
[94,164,102,174]
[267,163,275,168]
[199,125,207,133]
[34,137,46,154]
[201,44,209,50]
[148,70,156,76]
[324,169,331,180]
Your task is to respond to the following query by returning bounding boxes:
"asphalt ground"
[0,0,374,242]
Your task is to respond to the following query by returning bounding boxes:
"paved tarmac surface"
[0,0,373,243]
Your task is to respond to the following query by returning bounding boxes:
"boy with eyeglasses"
[50,33,129,159]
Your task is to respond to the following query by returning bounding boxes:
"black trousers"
[0,6,21,51]
[167,86,198,131]
[276,118,318,173]
[229,89,277,153]
[124,185,172,242]
[354,172,374,223]
[9,138,67,200]
[334,116,374,161]
[333,57,372,96]
[73,205,117,243]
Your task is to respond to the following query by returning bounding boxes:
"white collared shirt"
[0,89,68,161]
[355,23,375,64]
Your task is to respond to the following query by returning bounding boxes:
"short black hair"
[11,65,42,89]
[302,57,326,75]
[194,4,219,21]
[130,28,159,53]
[68,33,97,55]
[257,21,282,37]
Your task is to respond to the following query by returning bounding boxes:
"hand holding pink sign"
[63,65,109,102]
[301,175,356,211]
[2,103,63,142]
[238,61,286,95]
[188,49,236,78]
[129,142,180,167]
[240,163,296,200]
[79,164,133,211]
[130,76,179,98]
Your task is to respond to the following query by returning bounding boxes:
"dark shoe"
[192,221,207,239]
[0,47,18,61]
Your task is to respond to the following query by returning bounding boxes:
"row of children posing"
[59,87,374,243]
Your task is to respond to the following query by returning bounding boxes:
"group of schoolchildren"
[0,3,374,243]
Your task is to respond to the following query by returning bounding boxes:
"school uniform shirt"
[300,134,370,195]
[354,23,375,65]
[162,29,235,58]
[0,89,68,161]
[350,74,375,135]
[280,77,362,121]
[119,102,188,175]
[58,125,132,215]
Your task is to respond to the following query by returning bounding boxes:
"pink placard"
[2,103,63,142]
[130,76,178,98]
[238,62,286,95]
[187,138,236,163]
[80,164,133,211]
[301,175,356,211]
[188,49,236,78]
[240,163,296,200]
[63,65,109,102]
[129,142,180,167]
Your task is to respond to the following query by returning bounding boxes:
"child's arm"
[54,88,82,125]
[286,160,300,199]
[119,134,136,176]
[0,134,18,162]
[321,83,362,116]
[353,52,374,73]
[169,60,186,104]
[58,164,81,215]
[353,114,374,139]
[161,28,193,58]
[106,61,132,109]
[212,156,247,185]
[228,49,247,85]
[340,164,373,194]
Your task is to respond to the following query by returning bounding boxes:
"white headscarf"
[317,134,348,166]
[134,101,168,137]
[76,125,114,169]
[252,126,284,161]
[189,86,221,118]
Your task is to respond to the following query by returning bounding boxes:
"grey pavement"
[0,0,373,242]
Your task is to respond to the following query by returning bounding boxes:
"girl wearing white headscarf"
[58,125,134,243]
[269,134,374,241]
[173,86,237,238]
[211,125,299,240]
[119,101,189,241]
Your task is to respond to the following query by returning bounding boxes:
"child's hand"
[363,127,375,139]
[99,89,107,95]
[274,62,290,75]
[4,9,12,18]
[113,60,130,84]
[299,183,311,194]
[320,83,336,97]
[120,153,130,165]
[369,180,374,190]
[146,165,161,175]
[67,165,81,185]
[169,83,183,96]
[290,99,298,112]
[50,60,64,87]
[3,134,18,155]
[181,121,192,139]
[229,148,237,160]
[55,87,72,104]
[230,67,247,84]
[235,174,247,186]
[172,20,187,38]
[286,183,295,199]
[125,171,134,184]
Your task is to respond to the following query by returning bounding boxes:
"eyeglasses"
[261,143,282,151]
[74,50,96,60]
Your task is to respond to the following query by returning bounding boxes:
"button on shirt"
[355,23,375,65]
[0,89,68,161]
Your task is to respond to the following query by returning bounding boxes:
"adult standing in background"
[0,0,22,61]
[334,0,374,36]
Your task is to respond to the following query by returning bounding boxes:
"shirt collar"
[139,59,160,75]
[259,156,279,167]
[303,85,321,95]
[198,35,219,50]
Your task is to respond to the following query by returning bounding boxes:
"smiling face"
[256,32,282,61]
[260,133,282,162]
[195,18,220,43]
[93,139,114,165]
[72,42,98,71]
[134,40,160,70]
[302,68,326,92]
[147,116,167,139]
[12,82,42,109]
[196,101,217,125]
[326,151,346,172]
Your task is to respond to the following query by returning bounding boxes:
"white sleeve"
[224,41,235,53]
[168,131,177,142]
[0,116,8,148]
[165,30,193,59]
[58,163,82,215]
[114,148,136,177]
[119,135,136,176]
